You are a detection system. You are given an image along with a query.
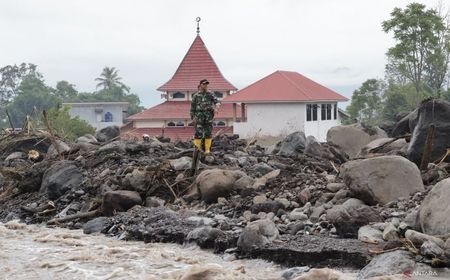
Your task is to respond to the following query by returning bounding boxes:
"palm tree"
[95,67,129,92]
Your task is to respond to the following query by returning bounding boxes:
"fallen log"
[47,209,100,225]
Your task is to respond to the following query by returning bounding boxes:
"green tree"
[382,3,448,104]
[6,73,60,127]
[45,106,95,140]
[347,79,384,125]
[95,67,129,92]
[55,80,78,100]
[381,81,412,121]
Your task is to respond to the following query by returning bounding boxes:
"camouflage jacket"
[190,91,219,121]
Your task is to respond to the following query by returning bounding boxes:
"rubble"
[1,100,450,276]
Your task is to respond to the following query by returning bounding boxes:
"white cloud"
[0,0,441,106]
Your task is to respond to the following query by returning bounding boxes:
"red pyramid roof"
[158,35,237,92]
[223,70,348,103]
[127,101,240,120]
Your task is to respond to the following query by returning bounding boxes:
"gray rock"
[102,190,142,216]
[47,140,71,157]
[418,178,450,235]
[326,198,382,237]
[252,169,280,189]
[186,226,225,248]
[184,169,246,203]
[404,210,419,230]
[358,250,416,279]
[76,134,98,144]
[253,194,268,204]
[122,168,147,194]
[186,216,214,226]
[309,206,325,223]
[357,137,407,157]
[358,225,383,243]
[5,152,25,161]
[327,123,387,158]
[383,223,399,241]
[252,162,274,176]
[421,241,445,258]
[97,141,126,154]
[276,131,306,156]
[145,196,165,208]
[40,161,83,199]
[251,201,284,214]
[341,156,424,205]
[83,217,110,234]
[281,266,310,280]
[407,99,450,165]
[289,210,308,221]
[233,176,256,190]
[237,219,279,251]
[304,135,323,158]
[391,109,418,137]
[96,125,120,142]
[169,156,192,171]
[326,183,344,193]
[405,229,445,248]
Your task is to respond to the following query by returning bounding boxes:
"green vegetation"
[0,65,144,136]
[347,3,450,125]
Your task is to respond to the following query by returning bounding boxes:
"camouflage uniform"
[190,91,219,139]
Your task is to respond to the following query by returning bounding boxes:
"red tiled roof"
[223,70,348,103]
[121,126,234,142]
[157,35,237,92]
[127,101,241,120]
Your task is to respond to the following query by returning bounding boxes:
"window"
[214,91,224,99]
[217,121,226,126]
[334,104,337,120]
[167,121,175,127]
[176,121,185,127]
[321,104,332,120]
[172,92,185,99]
[104,112,113,122]
[307,104,318,121]
[326,104,332,120]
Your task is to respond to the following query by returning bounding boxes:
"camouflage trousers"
[194,119,213,139]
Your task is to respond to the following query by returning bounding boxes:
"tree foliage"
[347,79,384,125]
[382,3,450,103]
[44,106,95,140]
[95,67,129,92]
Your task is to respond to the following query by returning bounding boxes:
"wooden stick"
[42,110,62,159]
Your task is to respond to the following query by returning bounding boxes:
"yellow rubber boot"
[204,138,212,154]
[194,138,202,150]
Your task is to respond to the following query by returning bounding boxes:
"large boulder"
[358,250,416,279]
[102,190,142,216]
[418,178,450,235]
[122,168,148,194]
[275,131,306,156]
[40,161,83,199]
[341,156,424,205]
[304,135,324,158]
[326,123,387,158]
[169,157,192,171]
[407,99,450,165]
[326,198,382,237]
[95,125,120,142]
[391,109,418,137]
[357,138,407,158]
[237,219,279,251]
[47,140,71,157]
[76,134,98,144]
[184,169,246,203]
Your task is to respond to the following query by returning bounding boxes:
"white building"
[222,70,348,142]
[63,102,128,130]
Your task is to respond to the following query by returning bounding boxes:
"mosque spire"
[196,17,201,35]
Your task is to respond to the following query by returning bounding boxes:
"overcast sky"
[0,0,442,108]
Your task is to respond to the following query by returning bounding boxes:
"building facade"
[63,102,128,130]
[223,71,348,142]
[125,34,240,141]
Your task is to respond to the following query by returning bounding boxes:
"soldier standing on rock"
[190,79,220,154]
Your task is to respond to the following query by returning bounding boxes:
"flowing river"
[0,221,297,280]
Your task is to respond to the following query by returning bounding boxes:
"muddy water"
[0,221,293,280]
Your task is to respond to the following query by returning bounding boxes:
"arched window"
[172,92,185,99]
[217,121,226,127]
[167,121,175,127]
[105,112,113,122]
[214,91,224,99]
[176,121,185,127]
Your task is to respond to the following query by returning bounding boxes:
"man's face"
[200,83,208,91]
